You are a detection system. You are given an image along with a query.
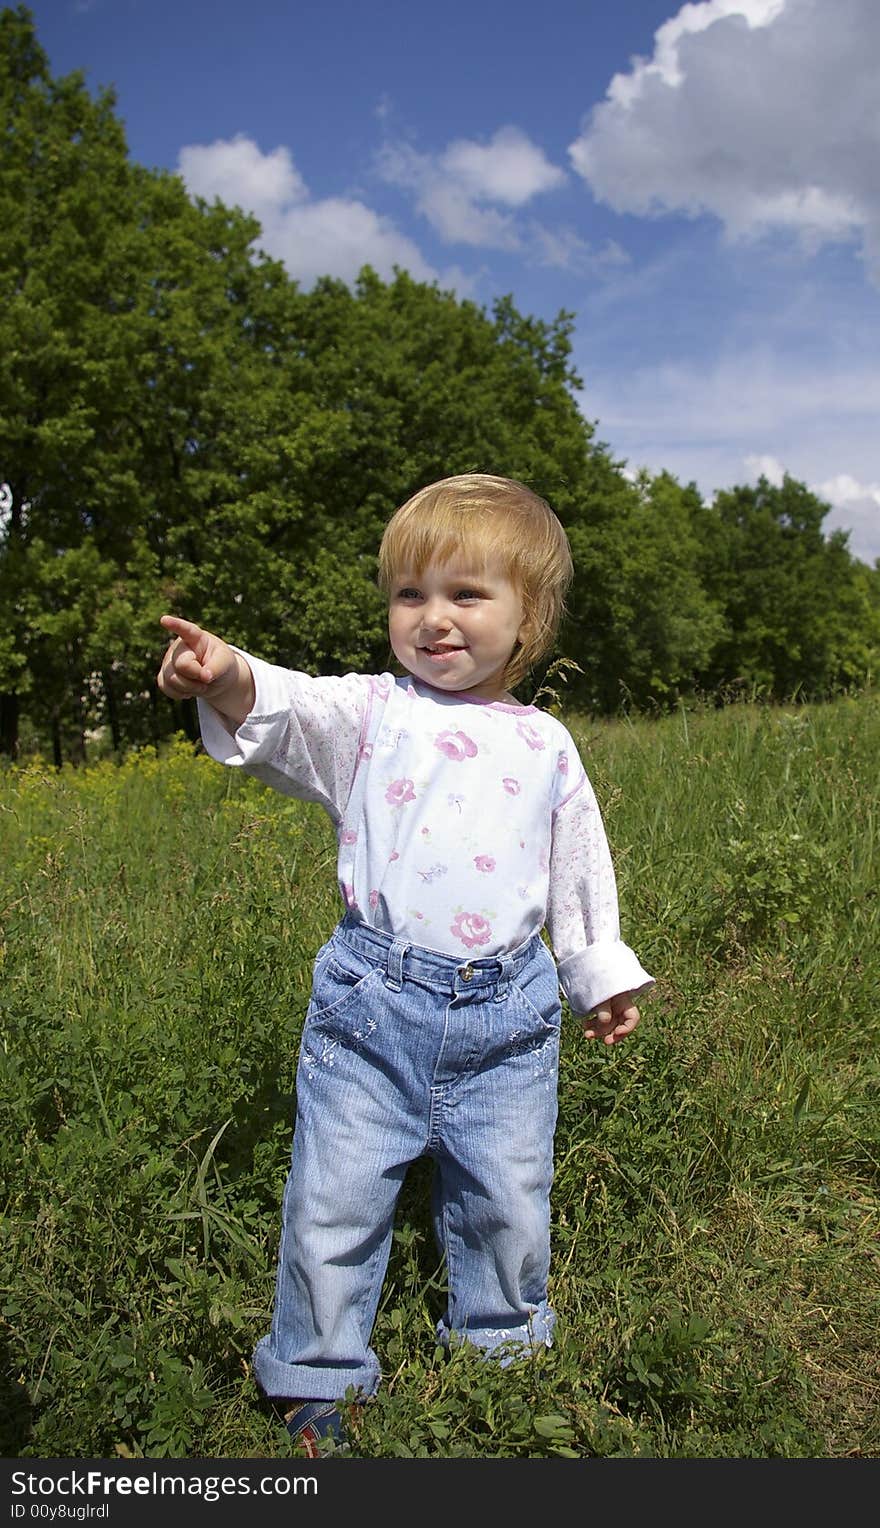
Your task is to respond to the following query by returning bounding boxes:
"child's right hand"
[157,615,238,700]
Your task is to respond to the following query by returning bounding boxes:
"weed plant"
[1,696,878,1458]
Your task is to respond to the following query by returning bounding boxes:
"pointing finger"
[159,614,207,653]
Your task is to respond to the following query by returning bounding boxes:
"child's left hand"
[583,991,641,1045]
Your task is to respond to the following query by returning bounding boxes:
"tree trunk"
[0,692,19,759]
[102,671,121,752]
[148,682,161,746]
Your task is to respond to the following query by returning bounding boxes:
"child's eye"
[396,588,421,601]
[454,589,483,601]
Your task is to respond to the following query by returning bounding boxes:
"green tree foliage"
[0,5,312,757]
[2,5,878,761]
[691,475,880,700]
[563,468,726,711]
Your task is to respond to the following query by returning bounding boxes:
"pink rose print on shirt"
[557,750,569,774]
[517,720,545,751]
[451,911,493,949]
[369,889,379,909]
[342,882,357,909]
[474,855,495,873]
[385,778,415,806]
[503,777,521,795]
[389,850,400,862]
[435,729,478,761]
[359,742,374,761]
[341,829,358,845]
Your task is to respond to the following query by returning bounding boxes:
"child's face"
[388,555,525,701]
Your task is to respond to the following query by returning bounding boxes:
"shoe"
[283,1399,344,1457]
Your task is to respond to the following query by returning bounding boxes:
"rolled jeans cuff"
[251,1334,380,1403]
[436,1302,556,1367]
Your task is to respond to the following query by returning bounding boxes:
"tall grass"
[1,696,878,1458]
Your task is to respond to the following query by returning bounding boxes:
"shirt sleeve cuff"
[556,942,655,1016]
[196,649,294,767]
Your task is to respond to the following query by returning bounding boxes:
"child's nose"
[421,598,453,631]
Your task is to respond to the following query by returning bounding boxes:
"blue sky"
[25,0,880,564]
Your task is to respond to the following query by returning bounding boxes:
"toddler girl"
[157,473,653,1454]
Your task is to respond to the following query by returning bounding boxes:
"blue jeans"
[252,913,561,1402]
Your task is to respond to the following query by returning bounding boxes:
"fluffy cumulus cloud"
[177,134,437,288]
[377,126,567,254]
[378,142,519,249]
[178,137,307,222]
[440,126,566,208]
[568,0,880,280]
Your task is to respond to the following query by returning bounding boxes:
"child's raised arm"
[157,615,256,730]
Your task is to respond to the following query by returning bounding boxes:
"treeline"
[2,6,878,764]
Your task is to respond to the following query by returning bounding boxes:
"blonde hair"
[378,473,573,689]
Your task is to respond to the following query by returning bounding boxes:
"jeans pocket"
[511,950,562,1036]
[305,950,384,1042]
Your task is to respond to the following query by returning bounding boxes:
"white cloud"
[178,135,307,221]
[530,226,630,274]
[605,0,786,107]
[272,198,440,289]
[441,126,566,207]
[377,127,566,253]
[177,135,437,288]
[817,473,880,510]
[377,142,519,250]
[568,0,880,281]
[815,474,880,565]
[581,346,880,564]
[744,453,786,487]
[587,346,880,442]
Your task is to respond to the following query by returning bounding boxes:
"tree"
[558,466,724,711]
[0,3,131,755]
[0,7,309,755]
[691,475,879,698]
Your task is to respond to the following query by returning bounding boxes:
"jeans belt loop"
[494,958,512,1003]
[384,939,408,992]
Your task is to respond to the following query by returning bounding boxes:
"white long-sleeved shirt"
[198,653,654,1014]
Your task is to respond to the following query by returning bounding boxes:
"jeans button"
[460,964,474,981]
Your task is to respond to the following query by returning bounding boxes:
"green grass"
[1,695,878,1459]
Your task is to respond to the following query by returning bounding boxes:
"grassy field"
[1,692,878,1459]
